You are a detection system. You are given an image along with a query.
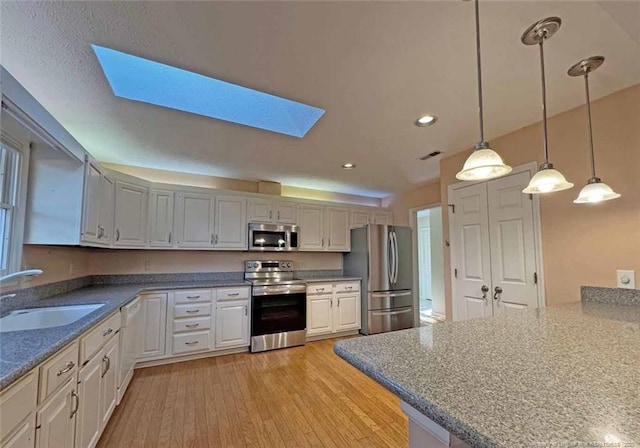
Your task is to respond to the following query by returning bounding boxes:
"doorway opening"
[414,206,445,324]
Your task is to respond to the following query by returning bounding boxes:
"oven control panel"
[245,260,293,272]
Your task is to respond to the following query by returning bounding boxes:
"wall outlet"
[144,260,151,271]
[616,270,635,289]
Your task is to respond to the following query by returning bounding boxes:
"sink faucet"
[0,270,43,300]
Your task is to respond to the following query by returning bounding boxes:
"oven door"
[251,286,306,336]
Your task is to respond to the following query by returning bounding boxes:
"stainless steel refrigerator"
[343,225,414,335]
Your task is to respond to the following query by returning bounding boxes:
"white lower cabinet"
[35,379,76,448]
[215,301,250,349]
[99,336,119,429]
[2,414,35,448]
[75,355,102,448]
[138,293,167,360]
[307,281,361,339]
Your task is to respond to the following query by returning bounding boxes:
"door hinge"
[448,204,455,214]
[454,268,458,278]
[534,272,538,284]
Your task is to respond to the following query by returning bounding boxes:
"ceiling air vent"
[418,151,442,161]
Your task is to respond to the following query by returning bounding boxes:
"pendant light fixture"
[521,18,574,194]
[568,56,621,204]
[455,0,512,181]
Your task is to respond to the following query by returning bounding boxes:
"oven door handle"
[252,285,307,296]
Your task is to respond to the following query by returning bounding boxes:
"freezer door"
[367,306,414,334]
[369,290,413,310]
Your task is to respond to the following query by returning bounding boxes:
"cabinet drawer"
[174,289,213,304]
[307,283,332,295]
[173,316,211,333]
[38,342,79,404]
[335,282,360,294]
[80,312,121,365]
[0,370,37,442]
[216,287,250,301]
[172,331,212,355]
[173,303,211,319]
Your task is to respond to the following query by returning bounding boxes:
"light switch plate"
[616,270,635,289]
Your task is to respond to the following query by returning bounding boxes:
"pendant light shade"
[568,56,621,204]
[521,18,573,194]
[456,0,512,181]
[522,164,574,194]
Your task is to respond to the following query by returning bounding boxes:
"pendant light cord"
[538,32,550,165]
[474,0,485,145]
[583,71,597,178]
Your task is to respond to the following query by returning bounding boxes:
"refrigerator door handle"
[371,291,412,298]
[394,231,399,284]
[391,231,398,284]
[387,233,394,285]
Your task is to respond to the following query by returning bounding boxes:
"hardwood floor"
[97,338,408,448]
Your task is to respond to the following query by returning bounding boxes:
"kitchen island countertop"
[334,301,640,447]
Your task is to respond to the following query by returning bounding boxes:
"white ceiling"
[1,1,639,198]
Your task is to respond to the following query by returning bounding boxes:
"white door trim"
[409,202,441,327]
[448,162,545,321]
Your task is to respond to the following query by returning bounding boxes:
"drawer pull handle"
[185,341,199,346]
[186,295,200,299]
[346,286,353,290]
[186,323,200,328]
[103,328,113,337]
[317,288,325,292]
[227,293,240,297]
[186,309,200,314]
[57,361,75,376]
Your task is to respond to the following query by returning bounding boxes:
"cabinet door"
[247,199,273,223]
[350,209,370,228]
[97,175,114,245]
[298,205,325,250]
[175,193,215,248]
[215,301,249,349]
[214,196,247,249]
[100,336,119,429]
[138,294,167,360]
[75,354,102,448]
[307,295,333,336]
[372,211,392,225]
[2,414,35,448]
[113,181,148,247]
[325,207,350,251]
[334,293,361,332]
[275,202,297,224]
[35,379,75,448]
[80,157,102,244]
[148,190,175,247]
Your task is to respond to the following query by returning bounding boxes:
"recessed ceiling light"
[342,163,356,169]
[415,115,437,127]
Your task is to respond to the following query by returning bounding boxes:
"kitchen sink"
[0,304,105,333]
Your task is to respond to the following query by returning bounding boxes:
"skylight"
[92,45,325,138]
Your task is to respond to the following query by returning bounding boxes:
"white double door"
[451,170,540,321]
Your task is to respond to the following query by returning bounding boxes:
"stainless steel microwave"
[248,223,299,251]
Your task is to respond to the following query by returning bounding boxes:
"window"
[0,145,22,277]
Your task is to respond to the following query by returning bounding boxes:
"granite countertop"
[0,279,250,390]
[303,277,361,283]
[334,302,640,447]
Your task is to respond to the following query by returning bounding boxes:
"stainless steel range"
[245,260,307,352]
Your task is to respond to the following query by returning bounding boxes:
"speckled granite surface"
[0,279,250,390]
[303,276,362,283]
[294,270,344,279]
[582,285,640,306]
[334,302,640,447]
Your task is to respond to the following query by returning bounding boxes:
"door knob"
[481,285,489,300]
[493,286,503,302]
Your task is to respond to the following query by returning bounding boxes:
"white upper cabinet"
[98,175,114,245]
[275,202,297,224]
[299,205,325,250]
[372,210,392,225]
[80,158,102,244]
[247,199,297,224]
[325,207,350,251]
[350,209,371,228]
[175,192,215,248]
[113,181,148,247]
[148,189,174,247]
[214,196,247,249]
